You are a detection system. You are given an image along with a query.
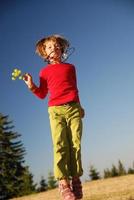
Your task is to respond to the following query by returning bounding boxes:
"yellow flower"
[11,68,23,81]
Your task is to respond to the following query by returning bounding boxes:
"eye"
[46,46,52,50]
[55,45,60,49]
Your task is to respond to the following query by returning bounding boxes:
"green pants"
[48,102,83,180]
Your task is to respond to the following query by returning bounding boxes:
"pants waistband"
[59,101,77,106]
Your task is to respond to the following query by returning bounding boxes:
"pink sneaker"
[72,177,83,199]
[59,183,76,200]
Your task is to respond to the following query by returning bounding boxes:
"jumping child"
[23,34,85,200]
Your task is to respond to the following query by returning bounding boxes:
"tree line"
[89,160,134,181]
[0,113,134,199]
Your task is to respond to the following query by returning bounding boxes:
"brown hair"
[35,34,70,59]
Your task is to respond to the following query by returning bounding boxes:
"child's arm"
[72,66,85,118]
[80,106,85,118]
[23,73,37,92]
[23,73,48,99]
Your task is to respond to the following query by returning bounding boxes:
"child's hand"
[80,107,85,118]
[23,73,34,89]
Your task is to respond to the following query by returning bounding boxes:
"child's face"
[44,40,62,63]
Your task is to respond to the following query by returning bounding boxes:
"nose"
[51,46,56,52]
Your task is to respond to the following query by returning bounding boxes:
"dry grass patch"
[83,175,134,200]
[12,175,134,200]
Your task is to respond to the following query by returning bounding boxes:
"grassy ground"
[12,175,134,200]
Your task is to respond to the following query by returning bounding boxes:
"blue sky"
[1,0,134,184]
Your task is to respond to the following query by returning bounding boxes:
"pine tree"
[89,165,100,180]
[118,160,126,176]
[18,167,37,196]
[47,172,57,189]
[104,168,112,178]
[38,176,48,192]
[128,162,134,174]
[0,113,36,199]
[128,167,134,174]
[110,164,118,177]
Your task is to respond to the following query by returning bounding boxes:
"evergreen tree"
[38,176,48,192]
[0,113,36,199]
[47,172,57,189]
[18,167,37,196]
[118,160,126,176]
[103,168,112,178]
[128,162,134,174]
[128,167,134,174]
[89,165,100,180]
[110,164,118,177]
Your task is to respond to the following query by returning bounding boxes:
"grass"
[11,174,134,200]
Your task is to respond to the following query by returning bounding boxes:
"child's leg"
[59,179,76,200]
[66,103,83,177]
[65,103,83,199]
[48,106,71,179]
[71,176,83,199]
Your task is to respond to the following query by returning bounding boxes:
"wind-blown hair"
[35,34,70,60]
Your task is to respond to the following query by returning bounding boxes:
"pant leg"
[65,103,83,177]
[48,106,71,180]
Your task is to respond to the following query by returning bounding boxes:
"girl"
[23,34,85,200]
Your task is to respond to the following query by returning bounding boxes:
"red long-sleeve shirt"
[33,63,80,106]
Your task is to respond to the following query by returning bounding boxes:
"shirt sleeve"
[72,65,80,103]
[32,70,48,99]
